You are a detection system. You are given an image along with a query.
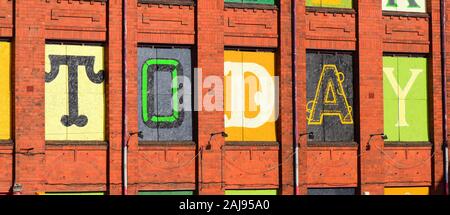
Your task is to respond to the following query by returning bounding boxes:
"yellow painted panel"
[45,44,105,141]
[66,45,105,141]
[224,50,277,142]
[66,92,105,140]
[0,42,10,140]
[242,51,276,141]
[384,187,429,195]
[45,44,68,141]
[224,50,244,141]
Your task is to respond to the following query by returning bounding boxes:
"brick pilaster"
[107,0,124,195]
[279,0,294,195]
[14,0,46,194]
[358,0,385,195]
[197,0,225,195]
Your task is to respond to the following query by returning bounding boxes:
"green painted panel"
[225,190,277,195]
[43,192,105,195]
[397,57,428,141]
[383,56,400,142]
[383,56,429,142]
[398,57,427,100]
[138,191,194,195]
[399,99,429,141]
[384,99,400,142]
[307,0,353,8]
[306,0,321,7]
[225,0,243,3]
[383,56,399,100]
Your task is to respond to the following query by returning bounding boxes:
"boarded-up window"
[225,0,275,4]
[382,0,426,13]
[383,56,428,142]
[45,44,105,141]
[138,47,193,141]
[306,52,354,142]
[308,188,356,195]
[224,50,277,142]
[0,42,11,140]
[306,0,353,9]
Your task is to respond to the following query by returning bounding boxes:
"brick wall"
[0,0,446,195]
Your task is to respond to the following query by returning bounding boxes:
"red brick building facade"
[0,0,448,195]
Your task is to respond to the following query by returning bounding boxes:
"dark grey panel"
[306,53,323,99]
[323,53,354,141]
[158,110,192,141]
[306,52,354,142]
[138,47,158,141]
[307,188,356,195]
[324,98,354,142]
[156,71,172,95]
[157,94,173,116]
[322,53,353,99]
[156,48,193,141]
[307,120,325,142]
[306,53,325,142]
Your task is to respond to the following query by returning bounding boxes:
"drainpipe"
[122,0,128,195]
[441,0,449,195]
[291,0,299,195]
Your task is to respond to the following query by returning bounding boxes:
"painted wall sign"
[0,42,10,140]
[225,190,277,195]
[383,56,428,142]
[306,52,354,142]
[307,188,356,195]
[306,0,353,8]
[224,50,276,142]
[382,0,426,13]
[45,44,105,141]
[384,187,429,195]
[138,47,193,141]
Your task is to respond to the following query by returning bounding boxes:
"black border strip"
[307,142,358,147]
[224,141,279,147]
[383,11,429,18]
[137,44,194,49]
[138,141,196,146]
[384,142,432,147]
[45,141,108,146]
[225,2,278,10]
[224,46,276,53]
[45,40,105,47]
[0,140,13,145]
[383,52,429,58]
